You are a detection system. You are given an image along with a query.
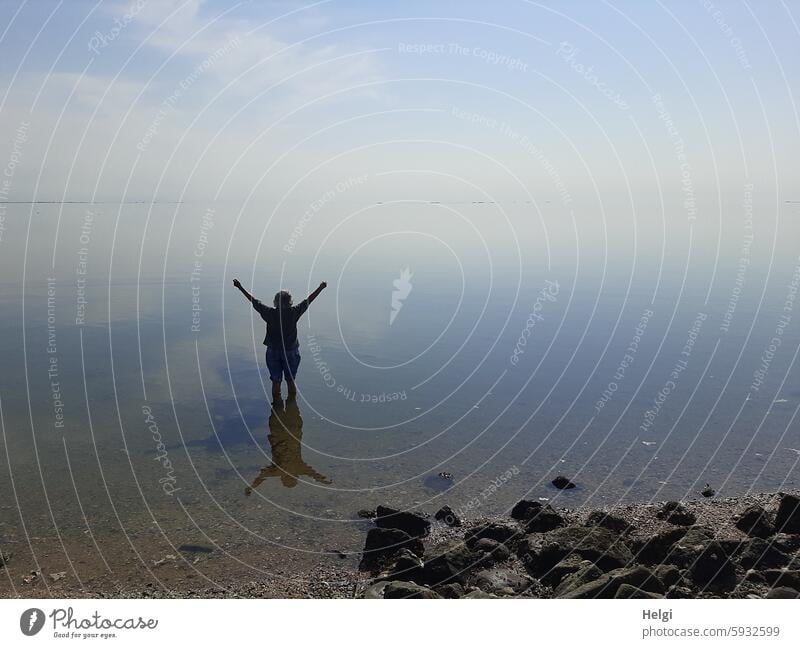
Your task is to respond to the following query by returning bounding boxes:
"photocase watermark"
[47,279,65,430]
[639,312,707,434]
[137,36,241,152]
[510,279,559,366]
[190,207,215,333]
[0,120,31,247]
[142,404,180,496]
[702,0,752,71]
[720,183,754,333]
[398,41,528,72]
[652,93,697,222]
[283,174,369,253]
[556,42,629,110]
[390,267,413,325]
[451,106,573,205]
[750,254,800,392]
[23,606,158,639]
[75,210,94,326]
[87,0,148,55]
[594,308,654,414]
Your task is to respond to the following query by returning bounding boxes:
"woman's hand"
[233,278,242,289]
[319,281,327,290]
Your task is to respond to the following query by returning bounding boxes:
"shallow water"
[1,199,799,584]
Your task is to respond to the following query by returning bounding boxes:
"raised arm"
[305,281,327,305]
[232,278,254,303]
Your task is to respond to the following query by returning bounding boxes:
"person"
[233,278,326,399]
[245,396,330,492]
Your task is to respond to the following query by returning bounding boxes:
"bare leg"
[271,380,282,401]
[286,379,297,397]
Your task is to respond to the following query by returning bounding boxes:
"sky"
[0,0,798,204]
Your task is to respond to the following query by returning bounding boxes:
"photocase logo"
[390,267,413,325]
[20,608,45,636]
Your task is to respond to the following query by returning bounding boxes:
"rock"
[0,551,11,568]
[734,505,774,538]
[357,509,376,519]
[737,538,791,570]
[672,530,736,590]
[383,580,442,599]
[701,483,716,498]
[465,522,521,549]
[474,538,511,565]
[771,533,800,554]
[761,569,800,590]
[423,540,480,586]
[49,571,67,582]
[615,584,664,599]
[540,554,586,587]
[522,526,634,574]
[775,493,800,534]
[360,580,389,598]
[585,510,634,534]
[551,476,576,490]
[560,565,665,599]
[360,527,424,572]
[653,564,682,587]
[765,586,799,599]
[665,585,694,598]
[376,548,425,583]
[375,505,431,538]
[632,527,688,564]
[472,567,533,597]
[553,562,604,596]
[656,501,697,526]
[511,500,566,532]
[434,505,462,527]
[463,589,500,599]
[434,583,465,599]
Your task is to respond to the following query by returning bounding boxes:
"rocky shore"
[355,490,800,599]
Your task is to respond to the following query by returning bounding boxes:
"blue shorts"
[266,346,301,382]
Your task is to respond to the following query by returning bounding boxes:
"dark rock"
[585,510,634,534]
[656,501,697,526]
[701,484,716,498]
[672,530,736,590]
[765,586,800,599]
[472,567,533,597]
[376,548,425,583]
[615,584,664,599]
[560,565,665,599]
[665,585,694,598]
[761,569,800,590]
[357,509,376,519]
[775,493,800,534]
[552,475,576,490]
[375,505,431,538]
[463,589,500,599]
[742,569,767,585]
[541,554,586,587]
[474,538,511,565]
[522,526,634,575]
[553,562,604,596]
[434,505,462,527]
[383,580,442,599]
[632,527,688,564]
[734,505,774,538]
[0,551,11,568]
[434,582,465,598]
[465,522,521,548]
[360,527,424,572]
[423,540,480,586]
[511,500,566,532]
[652,564,682,587]
[361,581,389,598]
[771,533,800,554]
[737,538,791,570]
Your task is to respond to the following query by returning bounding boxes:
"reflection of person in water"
[245,397,330,492]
